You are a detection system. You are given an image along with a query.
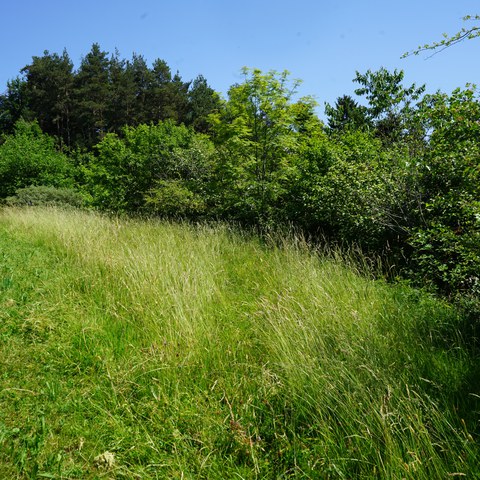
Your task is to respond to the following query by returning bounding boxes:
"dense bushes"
[290,130,415,250]
[0,68,479,302]
[406,88,480,295]
[0,120,74,198]
[81,121,215,214]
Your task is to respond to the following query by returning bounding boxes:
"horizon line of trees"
[0,43,221,148]
[0,44,479,313]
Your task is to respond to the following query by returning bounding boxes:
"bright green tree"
[83,121,214,214]
[291,128,416,250]
[210,67,318,225]
[408,87,480,296]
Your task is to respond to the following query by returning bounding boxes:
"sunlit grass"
[0,206,478,478]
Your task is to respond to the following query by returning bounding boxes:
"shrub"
[83,121,215,213]
[291,130,416,251]
[406,88,480,297]
[144,180,206,217]
[5,185,86,208]
[0,120,74,198]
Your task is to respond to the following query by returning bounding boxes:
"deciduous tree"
[210,67,317,225]
[0,120,73,198]
[353,68,425,144]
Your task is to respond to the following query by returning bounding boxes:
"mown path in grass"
[0,207,479,479]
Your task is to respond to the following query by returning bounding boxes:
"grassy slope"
[0,207,478,479]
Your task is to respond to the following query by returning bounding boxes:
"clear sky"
[1,0,479,118]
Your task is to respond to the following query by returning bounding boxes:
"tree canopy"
[0,44,479,303]
[0,44,220,148]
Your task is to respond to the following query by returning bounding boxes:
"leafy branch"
[402,15,480,58]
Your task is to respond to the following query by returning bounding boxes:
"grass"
[0,206,479,479]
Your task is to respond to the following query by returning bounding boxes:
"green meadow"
[0,207,478,478]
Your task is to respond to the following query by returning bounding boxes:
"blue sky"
[1,0,479,118]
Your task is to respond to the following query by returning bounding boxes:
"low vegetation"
[2,59,479,302]
[1,207,478,478]
[0,36,479,477]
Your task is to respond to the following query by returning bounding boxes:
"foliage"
[407,87,480,296]
[0,77,30,134]
[0,120,74,198]
[210,67,319,226]
[0,44,220,148]
[1,37,479,469]
[83,121,215,213]
[291,129,417,250]
[353,68,426,144]
[144,180,206,217]
[322,82,480,298]
[324,94,371,132]
[1,48,479,307]
[21,49,74,146]
[143,134,215,217]
[403,14,480,57]
[144,59,191,125]
[4,185,86,208]
[73,43,111,147]
[186,75,222,132]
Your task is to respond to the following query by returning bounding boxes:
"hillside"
[0,207,478,478]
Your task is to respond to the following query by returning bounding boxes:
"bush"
[83,121,215,212]
[291,130,415,251]
[406,88,480,297]
[144,180,206,217]
[0,120,74,198]
[5,185,86,208]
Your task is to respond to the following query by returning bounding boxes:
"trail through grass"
[0,207,478,478]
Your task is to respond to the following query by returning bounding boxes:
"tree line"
[0,43,221,148]
[0,45,479,311]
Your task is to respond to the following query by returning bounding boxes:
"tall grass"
[0,207,478,478]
